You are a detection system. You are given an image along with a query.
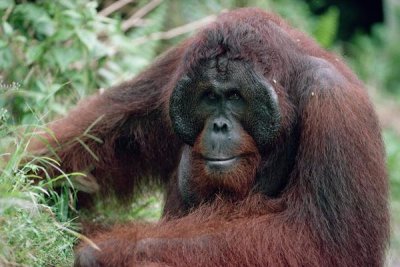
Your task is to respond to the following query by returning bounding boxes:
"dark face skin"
[170,57,281,149]
[196,72,248,171]
[170,57,282,205]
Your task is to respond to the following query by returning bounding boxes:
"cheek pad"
[170,77,202,146]
[242,79,281,149]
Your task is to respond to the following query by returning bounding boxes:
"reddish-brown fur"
[191,125,260,200]
[30,8,389,267]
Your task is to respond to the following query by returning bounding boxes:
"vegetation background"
[0,0,399,266]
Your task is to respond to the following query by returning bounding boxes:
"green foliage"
[386,131,400,199]
[0,0,168,124]
[0,208,76,266]
[312,6,339,48]
[0,120,78,266]
[349,1,400,96]
[384,130,400,264]
[350,25,400,96]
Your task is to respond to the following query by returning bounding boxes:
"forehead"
[195,58,254,85]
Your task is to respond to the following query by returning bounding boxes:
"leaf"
[61,10,83,27]
[76,29,98,51]
[35,17,56,37]
[51,46,82,71]
[52,28,74,42]
[313,6,339,48]
[0,0,14,10]
[2,22,13,36]
[0,47,13,69]
[13,4,55,37]
[0,39,7,48]
[26,44,45,65]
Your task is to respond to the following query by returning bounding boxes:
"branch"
[131,15,216,45]
[99,0,136,17]
[122,0,164,31]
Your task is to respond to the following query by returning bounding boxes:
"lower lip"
[205,157,238,170]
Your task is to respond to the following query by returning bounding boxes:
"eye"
[227,91,242,101]
[205,91,217,100]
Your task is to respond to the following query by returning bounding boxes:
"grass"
[0,120,162,266]
[0,121,76,266]
[0,207,76,266]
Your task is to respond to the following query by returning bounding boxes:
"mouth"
[204,156,238,170]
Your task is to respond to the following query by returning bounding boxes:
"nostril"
[213,122,219,132]
[213,120,229,133]
[221,123,228,132]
